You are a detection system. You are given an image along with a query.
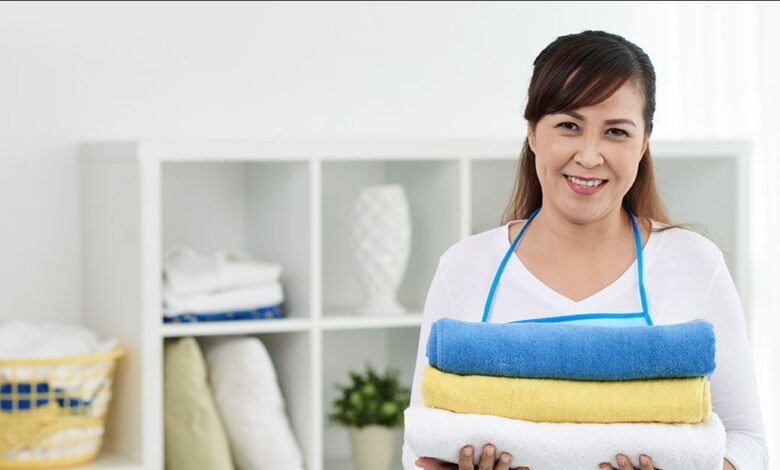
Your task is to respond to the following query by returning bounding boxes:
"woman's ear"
[527,124,536,153]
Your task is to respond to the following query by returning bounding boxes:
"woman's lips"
[564,174,607,195]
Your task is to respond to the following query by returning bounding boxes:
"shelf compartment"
[169,331,315,470]
[161,160,312,320]
[321,328,419,469]
[243,331,315,470]
[321,160,461,317]
[471,158,519,234]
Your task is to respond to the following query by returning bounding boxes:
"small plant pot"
[348,425,396,470]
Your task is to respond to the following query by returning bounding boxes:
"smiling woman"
[403,30,768,470]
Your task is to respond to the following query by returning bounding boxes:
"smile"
[564,174,608,195]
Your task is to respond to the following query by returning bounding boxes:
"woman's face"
[528,81,649,224]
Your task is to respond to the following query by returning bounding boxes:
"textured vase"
[349,426,396,470]
[349,185,411,315]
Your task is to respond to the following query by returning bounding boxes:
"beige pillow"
[164,337,234,470]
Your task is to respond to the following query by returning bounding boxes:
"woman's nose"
[572,138,605,168]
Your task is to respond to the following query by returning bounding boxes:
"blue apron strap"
[482,204,651,325]
[482,207,541,322]
[626,205,653,326]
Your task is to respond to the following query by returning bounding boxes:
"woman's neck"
[527,205,633,257]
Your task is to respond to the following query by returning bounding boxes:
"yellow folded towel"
[422,366,711,424]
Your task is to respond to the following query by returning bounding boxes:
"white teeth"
[566,175,604,187]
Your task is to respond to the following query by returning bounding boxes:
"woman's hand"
[416,444,529,470]
[600,454,736,469]
[599,454,656,470]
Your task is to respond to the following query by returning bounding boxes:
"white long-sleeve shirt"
[402,219,769,470]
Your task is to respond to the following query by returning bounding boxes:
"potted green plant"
[328,364,411,470]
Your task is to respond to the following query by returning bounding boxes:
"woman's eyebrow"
[559,110,637,128]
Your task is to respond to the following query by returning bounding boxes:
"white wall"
[0,1,684,324]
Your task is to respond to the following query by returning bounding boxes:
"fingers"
[638,454,655,470]
[420,444,521,470]
[491,452,512,470]
[616,454,635,470]
[416,457,456,470]
[458,445,474,470]
[478,444,495,470]
[599,454,657,470]
[496,453,511,470]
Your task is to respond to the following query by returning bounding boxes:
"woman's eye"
[608,128,628,137]
[558,122,578,131]
[556,123,628,137]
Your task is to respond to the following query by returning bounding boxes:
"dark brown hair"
[502,30,688,233]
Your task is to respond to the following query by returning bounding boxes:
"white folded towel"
[0,322,119,400]
[0,321,117,359]
[163,246,282,296]
[163,282,284,316]
[404,405,726,470]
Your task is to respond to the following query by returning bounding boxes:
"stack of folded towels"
[405,318,727,470]
[162,246,286,323]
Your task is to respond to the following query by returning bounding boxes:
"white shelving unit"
[80,139,751,470]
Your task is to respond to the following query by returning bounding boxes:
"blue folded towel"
[162,304,285,323]
[427,318,716,380]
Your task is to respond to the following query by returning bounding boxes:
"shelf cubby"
[161,160,312,320]
[321,159,461,317]
[322,328,419,470]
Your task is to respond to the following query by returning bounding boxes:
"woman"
[403,30,768,470]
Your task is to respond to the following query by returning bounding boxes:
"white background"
[1,0,777,463]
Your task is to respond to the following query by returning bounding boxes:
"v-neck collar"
[496,217,664,313]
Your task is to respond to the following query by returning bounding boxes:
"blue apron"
[482,204,653,327]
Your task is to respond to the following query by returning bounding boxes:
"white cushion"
[200,336,304,470]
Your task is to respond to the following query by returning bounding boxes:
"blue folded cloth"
[0,382,49,410]
[426,318,716,380]
[162,304,285,323]
[0,382,92,412]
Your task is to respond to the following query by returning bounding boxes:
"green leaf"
[348,391,364,409]
[362,383,377,397]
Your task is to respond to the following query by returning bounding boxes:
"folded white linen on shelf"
[201,336,305,470]
[162,282,284,315]
[404,405,726,470]
[164,246,282,296]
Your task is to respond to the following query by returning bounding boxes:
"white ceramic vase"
[349,425,396,470]
[349,184,411,316]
